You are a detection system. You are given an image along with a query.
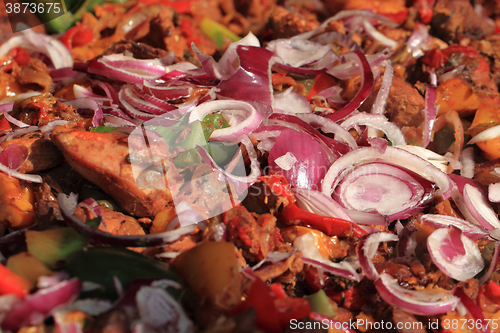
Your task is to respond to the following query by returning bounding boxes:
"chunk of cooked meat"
[431,0,494,43]
[1,132,64,173]
[11,93,86,126]
[16,59,52,93]
[51,128,182,217]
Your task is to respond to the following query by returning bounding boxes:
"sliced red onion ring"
[58,193,197,247]
[427,226,484,282]
[374,272,459,316]
[0,126,38,143]
[322,146,453,199]
[406,22,432,59]
[39,120,70,139]
[326,51,374,122]
[460,147,475,178]
[0,162,42,183]
[0,30,72,69]
[0,144,28,170]
[340,113,406,146]
[293,188,353,221]
[479,242,500,286]
[73,84,113,103]
[189,100,263,142]
[118,88,155,121]
[64,98,103,126]
[397,227,417,257]
[453,287,493,333]
[217,45,279,106]
[296,113,358,150]
[141,81,193,101]
[87,54,166,84]
[268,129,330,190]
[332,162,435,221]
[295,233,361,281]
[371,60,394,115]
[468,124,500,145]
[463,183,500,230]
[267,38,333,67]
[311,31,362,52]
[1,278,82,331]
[356,232,399,280]
[361,20,397,48]
[420,214,488,240]
[2,110,29,128]
[122,85,167,115]
[422,84,437,148]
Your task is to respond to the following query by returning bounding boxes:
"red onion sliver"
[322,146,453,199]
[463,183,500,230]
[1,278,82,331]
[340,113,406,146]
[326,51,374,122]
[489,183,500,203]
[427,226,484,282]
[189,100,263,142]
[371,60,394,115]
[374,273,459,316]
[356,232,399,280]
[468,124,500,145]
[420,214,488,241]
[453,287,493,333]
[422,84,437,148]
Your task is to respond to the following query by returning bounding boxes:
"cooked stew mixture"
[2,0,500,332]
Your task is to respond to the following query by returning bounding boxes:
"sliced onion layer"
[463,183,500,231]
[322,146,452,199]
[340,113,406,146]
[427,226,484,282]
[374,272,459,316]
[1,278,82,331]
[189,100,263,142]
[356,232,398,280]
[419,214,488,240]
[268,129,330,190]
[332,162,435,221]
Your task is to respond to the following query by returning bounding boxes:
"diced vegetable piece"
[172,241,242,304]
[0,172,35,228]
[25,227,88,267]
[0,264,32,298]
[305,290,337,317]
[6,252,54,287]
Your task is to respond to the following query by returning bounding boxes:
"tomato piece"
[0,264,32,299]
[307,72,337,100]
[8,47,31,67]
[269,282,287,299]
[60,24,94,50]
[0,116,11,133]
[421,48,448,69]
[274,297,311,327]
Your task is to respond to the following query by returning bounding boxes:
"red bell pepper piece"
[232,277,311,333]
[307,72,337,100]
[0,264,32,299]
[129,0,193,14]
[60,24,94,50]
[278,202,366,238]
[269,282,287,299]
[259,174,294,199]
[8,47,31,66]
[0,116,11,133]
[328,286,365,311]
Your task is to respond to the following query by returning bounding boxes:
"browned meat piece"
[268,6,320,39]
[431,0,494,43]
[16,59,52,93]
[241,180,279,214]
[376,261,414,284]
[254,251,303,282]
[234,0,277,35]
[33,182,61,225]
[473,158,500,186]
[474,34,500,90]
[74,205,145,237]
[11,93,86,127]
[51,128,182,217]
[224,206,291,262]
[1,132,64,173]
[392,307,427,333]
[99,40,171,60]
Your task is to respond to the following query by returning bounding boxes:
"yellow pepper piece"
[0,172,35,228]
